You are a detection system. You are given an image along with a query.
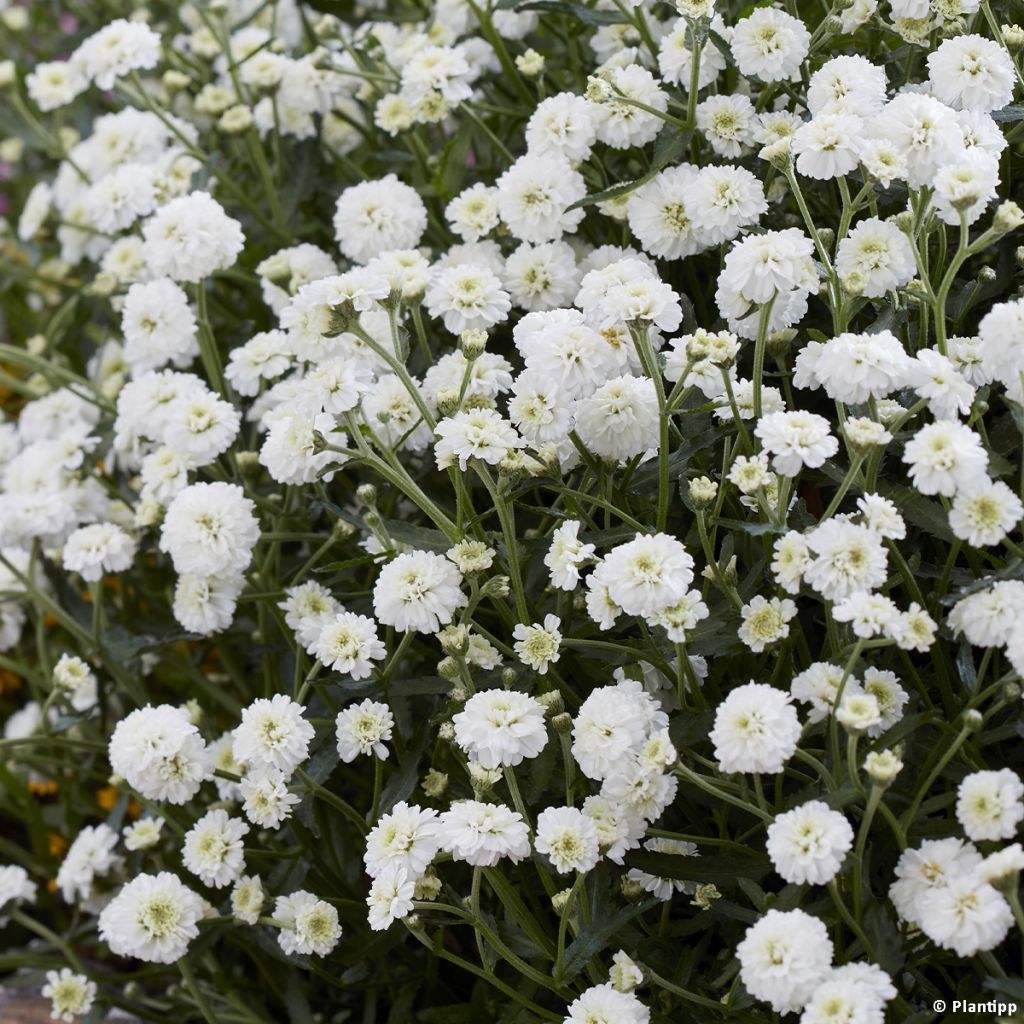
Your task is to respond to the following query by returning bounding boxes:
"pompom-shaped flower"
[160,481,260,577]
[737,909,833,1014]
[766,801,854,885]
[98,872,209,964]
[335,699,394,762]
[142,191,244,283]
[599,532,694,618]
[373,550,466,633]
[333,174,427,264]
[730,8,810,82]
[535,806,600,874]
[313,611,386,680]
[63,523,137,582]
[275,891,342,956]
[927,34,1015,113]
[438,801,531,867]
[233,694,315,776]
[182,809,249,889]
[564,984,650,1024]
[956,769,1024,841]
[574,375,660,462]
[495,153,586,243]
[453,688,548,768]
[710,683,801,774]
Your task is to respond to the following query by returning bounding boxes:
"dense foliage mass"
[1,0,1024,1021]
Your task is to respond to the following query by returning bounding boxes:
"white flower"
[314,612,386,680]
[956,769,1024,841]
[599,533,694,617]
[792,113,864,180]
[240,768,301,829]
[275,890,342,956]
[62,523,136,582]
[834,218,916,298]
[889,837,982,926]
[927,34,1015,113]
[545,520,596,590]
[98,872,209,964]
[738,596,797,652]
[861,667,908,736]
[401,45,473,105]
[333,175,427,264]
[766,801,853,885]
[160,482,260,576]
[525,92,598,163]
[364,801,439,879]
[564,984,650,1024]
[43,968,97,1023]
[791,663,852,723]
[454,688,549,768]
[495,153,586,243]
[858,494,906,539]
[435,409,523,470]
[803,520,888,602]
[807,54,887,118]
[425,264,512,334]
[795,330,911,404]
[75,18,160,89]
[437,801,531,867]
[610,950,644,993]
[874,94,964,188]
[697,94,758,158]
[730,8,810,82]
[737,909,833,1014]
[142,191,245,283]
[627,164,704,260]
[572,681,663,781]
[593,64,668,150]
[446,183,501,242]
[26,61,87,112]
[574,375,661,462]
[513,614,562,674]
[710,683,801,774]
[505,241,581,312]
[373,550,466,633]
[0,864,36,921]
[800,970,893,1024]
[123,817,164,852]
[231,875,265,925]
[933,147,1001,226]
[978,844,1024,886]
[233,695,315,775]
[755,411,838,477]
[182,810,249,889]
[917,874,1012,956]
[902,421,988,496]
[535,806,601,874]
[164,389,241,466]
[121,278,199,376]
[833,593,899,640]
[259,412,346,485]
[56,824,122,905]
[367,865,416,931]
[108,704,210,804]
[336,699,394,762]
[173,572,244,637]
[950,479,1023,547]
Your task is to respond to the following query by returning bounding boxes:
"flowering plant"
[1,0,1024,1021]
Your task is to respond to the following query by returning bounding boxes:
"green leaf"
[561,898,661,980]
[991,105,1024,122]
[517,0,629,26]
[624,848,772,886]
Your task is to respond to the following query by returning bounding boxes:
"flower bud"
[993,200,1024,235]
[501,667,518,688]
[552,711,573,735]
[537,690,565,716]
[460,329,488,359]
[0,137,24,163]
[162,69,190,94]
[0,61,15,88]
[422,770,448,798]
[438,721,455,742]
[761,138,792,171]
[964,708,983,732]
[219,105,254,134]
[864,749,903,786]
[610,950,644,992]
[837,693,882,735]
[469,761,503,794]
[355,483,377,508]
[516,49,545,77]
[1003,23,1024,50]
[436,385,461,417]
[551,888,574,913]
[438,624,471,657]
[480,575,510,599]
[439,657,462,682]
[414,870,442,900]
[585,75,613,103]
[620,876,646,901]
[688,476,718,509]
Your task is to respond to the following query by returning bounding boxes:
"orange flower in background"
[28,779,58,798]
[48,832,67,859]
[95,785,119,811]
[0,668,23,696]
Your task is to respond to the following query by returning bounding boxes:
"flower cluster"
[1,0,1023,1021]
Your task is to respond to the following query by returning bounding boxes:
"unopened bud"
[356,483,377,508]
[480,575,510,599]
[422,769,448,798]
[551,888,574,914]
[438,657,462,682]
[864,749,903,787]
[537,690,564,715]
[620,877,646,901]
[516,48,545,77]
[163,69,190,94]
[964,708,984,732]
[552,711,573,734]
[501,667,518,688]
[689,476,718,509]
[438,624,471,657]
[994,200,1024,235]
[436,385,460,417]
[460,329,488,359]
